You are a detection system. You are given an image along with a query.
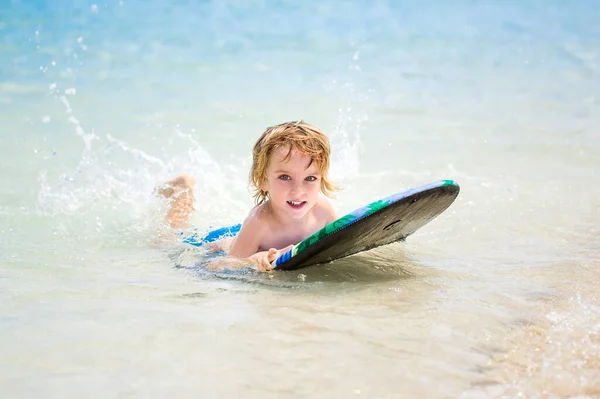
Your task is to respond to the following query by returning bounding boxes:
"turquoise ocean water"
[1,1,599,397]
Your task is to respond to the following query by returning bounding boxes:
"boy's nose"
[290,182,304,195]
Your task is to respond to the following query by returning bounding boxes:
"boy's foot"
[156,174,196,228]
[156,174,196,198]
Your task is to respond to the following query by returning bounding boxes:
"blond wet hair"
[250,120,338,205]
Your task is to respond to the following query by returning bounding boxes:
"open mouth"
[287,200,306,209]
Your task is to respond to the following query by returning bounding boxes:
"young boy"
[159,120,339,272]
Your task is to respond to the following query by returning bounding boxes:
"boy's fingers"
[259,246,295,272]
[261,259,272,272]
[253,254,272,272]
[267,248,278,262]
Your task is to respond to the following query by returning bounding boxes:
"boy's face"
[262,146,322,220]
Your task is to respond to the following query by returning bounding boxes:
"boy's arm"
[205,245,292,272]
[227,213,263,259]
[226,212,290,272]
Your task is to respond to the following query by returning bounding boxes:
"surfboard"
[270,180,460,270]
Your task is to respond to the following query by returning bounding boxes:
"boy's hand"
[249,245,293,272]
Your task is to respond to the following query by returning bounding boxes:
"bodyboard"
[271,180,460,271]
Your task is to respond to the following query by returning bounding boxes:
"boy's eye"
[278,175,291,180]
[305,176,318,182]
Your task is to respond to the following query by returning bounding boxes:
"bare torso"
[225,195,336,256]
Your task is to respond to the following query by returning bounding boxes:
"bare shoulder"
[245,202,273,228]
[315,196,338,225]
[228,204,270,258]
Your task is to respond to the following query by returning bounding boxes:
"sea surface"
[1,0,599,397]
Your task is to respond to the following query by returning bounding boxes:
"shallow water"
[1,0,599,397]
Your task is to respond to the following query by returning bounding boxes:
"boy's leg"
[156,174,195,228]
